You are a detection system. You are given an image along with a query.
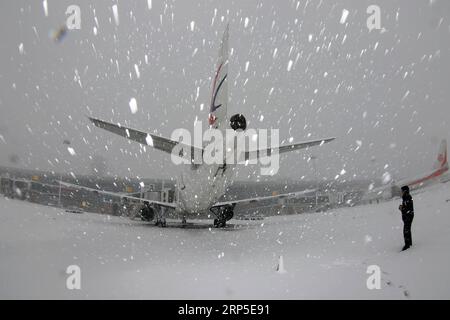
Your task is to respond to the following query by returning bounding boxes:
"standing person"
[398,185,414,251]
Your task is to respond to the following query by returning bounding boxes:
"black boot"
[402,245,410,251]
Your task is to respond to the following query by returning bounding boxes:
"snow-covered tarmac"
[1,183,450,299]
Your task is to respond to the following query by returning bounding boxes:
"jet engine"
[230,114,247,131]
[139,203,155,222]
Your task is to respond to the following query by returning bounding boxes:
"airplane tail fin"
[208,24,229,133]
[433,139,448,170]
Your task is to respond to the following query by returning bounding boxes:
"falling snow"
[129,97,138,114]
[42,0,48,17]
[112,4,119,26]
[340,9,349,24]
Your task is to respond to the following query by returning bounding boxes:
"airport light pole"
[58,172,62,207]
[370,157,376,186]
[58,139,71,208]
[310,155,318,207]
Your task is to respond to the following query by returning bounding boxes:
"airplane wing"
[211,189,316,208]
[59,181,178,209]
[243,137,335,161]
[9,178,61,189]
[88,116,203,158]
[89,117,334,162]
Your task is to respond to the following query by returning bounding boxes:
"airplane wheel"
[140,206,154,222]
[214,219,226,228]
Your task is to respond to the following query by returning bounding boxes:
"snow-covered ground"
[1,183,450,299]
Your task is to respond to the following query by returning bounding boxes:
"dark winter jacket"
[401,193,414,221]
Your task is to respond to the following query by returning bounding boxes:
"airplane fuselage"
[176,139,236,215]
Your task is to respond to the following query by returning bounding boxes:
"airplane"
[62,25,336,228]
[361,139,448,204]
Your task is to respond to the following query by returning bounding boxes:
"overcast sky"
[0,0,449,183]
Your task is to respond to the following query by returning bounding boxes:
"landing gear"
[154,205,167,227]
[210,204,235,228]
[155,218,167,227]
[213,218,226,228]
[139,203,155,222]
